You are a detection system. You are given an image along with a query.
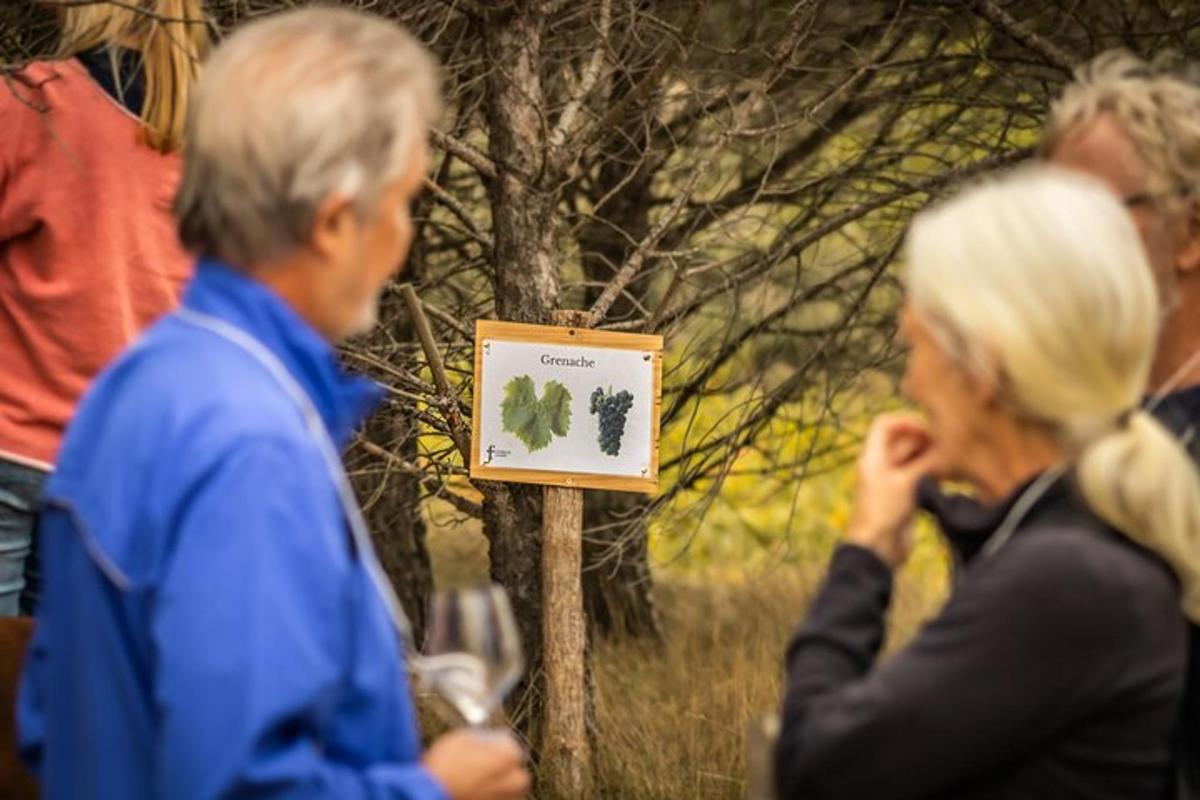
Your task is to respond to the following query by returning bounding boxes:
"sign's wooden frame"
[470,320,663,494]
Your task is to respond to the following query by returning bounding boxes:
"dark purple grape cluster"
[590,387,634,456]
[589,387,605,415]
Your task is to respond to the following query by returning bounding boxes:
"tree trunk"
[583,491,662,640]
[480,480,545,726]
[478,4,561,734]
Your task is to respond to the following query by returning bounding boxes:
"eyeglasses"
[1121,185,1193,210]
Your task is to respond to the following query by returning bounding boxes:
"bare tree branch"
[548,0,611,163]
[430,127,498,181]
[973,0,1077,73]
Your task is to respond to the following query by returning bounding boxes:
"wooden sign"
[470,320,663,493]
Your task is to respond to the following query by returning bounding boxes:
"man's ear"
[1174,201,1200,275]
[309,193,357,262]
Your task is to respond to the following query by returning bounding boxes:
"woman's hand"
[845,413,939,569]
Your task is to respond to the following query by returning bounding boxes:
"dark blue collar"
[1150,383,1200,440]
[182,258,384,447]
[77,46,145,116]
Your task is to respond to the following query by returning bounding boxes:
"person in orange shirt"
[0,1,209,616]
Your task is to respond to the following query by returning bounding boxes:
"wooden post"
[540,310,592,798]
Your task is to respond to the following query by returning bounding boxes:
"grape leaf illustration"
[501,375,553,452]
[541,380,573,437]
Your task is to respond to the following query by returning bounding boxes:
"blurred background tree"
[6,1,1200,793]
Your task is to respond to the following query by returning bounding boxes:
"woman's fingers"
[847,413,941,569]
[879,415,933,462]
[862,413,933,472]
[888,431,929,466]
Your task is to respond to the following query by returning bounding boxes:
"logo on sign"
[483,444,512,464]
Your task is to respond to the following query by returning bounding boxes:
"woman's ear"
[961,344,1004,411]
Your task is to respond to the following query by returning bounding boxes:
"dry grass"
[423,516,950,799]
[590,574,805,800]
[588,555,946,800]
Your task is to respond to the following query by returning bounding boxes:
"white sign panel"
[470,321,663,493]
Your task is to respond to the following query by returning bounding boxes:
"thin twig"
[422,176,495,253]
[400,283,473,465]
[359,439,483,517]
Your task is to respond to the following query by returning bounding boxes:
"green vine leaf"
[501,375,553,452]
[541,380,573,437]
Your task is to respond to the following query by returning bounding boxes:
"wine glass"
[418,584,525,727]
[746,713,780,800]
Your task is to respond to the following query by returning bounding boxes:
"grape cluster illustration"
[590,387,634,457]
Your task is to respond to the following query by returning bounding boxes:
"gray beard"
[344,292,381,339]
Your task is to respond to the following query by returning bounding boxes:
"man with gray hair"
[1045,52,1200,800]
[1043,51,1200,401]
[17,8,529,800]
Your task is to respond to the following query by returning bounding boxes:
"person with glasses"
[1042,51,1200,407]
[1040,51,1199,796]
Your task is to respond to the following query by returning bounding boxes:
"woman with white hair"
[774,167,1200,799]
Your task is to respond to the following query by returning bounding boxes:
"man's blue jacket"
[18,258,447,800]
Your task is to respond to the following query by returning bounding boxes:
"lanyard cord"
[1146,344,1200,448]
[979,344,1200,559]
[978,466,1067,559]
[175,308,417,650]
[1148,344,1200,414]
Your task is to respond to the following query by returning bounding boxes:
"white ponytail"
[1077,410,1200,620]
